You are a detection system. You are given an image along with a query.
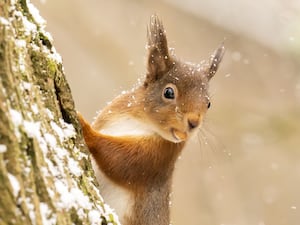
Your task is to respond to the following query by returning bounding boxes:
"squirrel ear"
[206,43,225,80]
[145,15,171,84]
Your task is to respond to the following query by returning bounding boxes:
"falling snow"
[231,51,242,61]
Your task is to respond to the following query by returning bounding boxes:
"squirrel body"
[91,157,133,221]
[78,15,224,225]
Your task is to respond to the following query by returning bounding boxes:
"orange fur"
[78,15,224,225]
[79,113,184,191]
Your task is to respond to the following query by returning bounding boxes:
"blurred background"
[31,0,300,224]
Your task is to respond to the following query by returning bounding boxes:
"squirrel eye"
[164,87,175,99]
[207,101,211,109]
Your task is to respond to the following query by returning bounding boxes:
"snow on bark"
[0,0,120,224]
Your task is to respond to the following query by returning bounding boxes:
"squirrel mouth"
[171,128,187,142]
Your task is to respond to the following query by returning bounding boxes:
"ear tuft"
[145,15,171,84]
[207,42,225,80]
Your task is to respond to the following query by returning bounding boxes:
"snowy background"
[31,0,300,224]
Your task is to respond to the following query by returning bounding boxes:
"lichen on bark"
[0,0,120,224]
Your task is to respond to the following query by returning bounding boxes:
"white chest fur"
[98,116,154,137]
[91,157,133,223]
[91,117,154,223]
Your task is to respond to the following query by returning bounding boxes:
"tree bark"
[0,0,120,224]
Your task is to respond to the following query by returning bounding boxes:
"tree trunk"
[0,0,120,224]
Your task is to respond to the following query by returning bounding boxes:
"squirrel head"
[142,15,225,143]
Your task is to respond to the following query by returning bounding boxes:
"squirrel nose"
[187,117,199,130]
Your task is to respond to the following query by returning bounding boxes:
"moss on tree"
[0,0,120,224]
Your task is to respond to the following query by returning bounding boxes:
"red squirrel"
[78,15,224,225]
